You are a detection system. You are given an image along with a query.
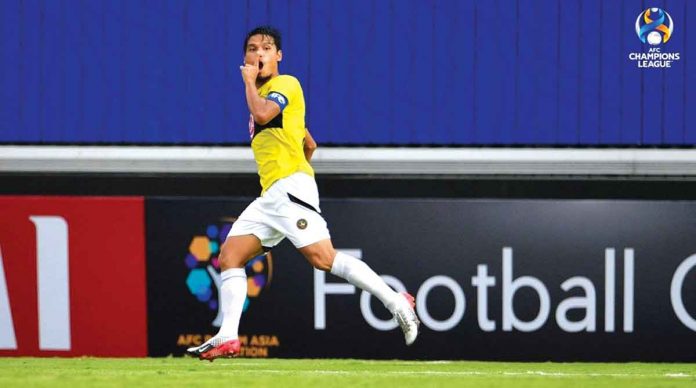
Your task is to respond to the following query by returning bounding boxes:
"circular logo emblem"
[184,221,273,327]
[635,8,673,46]
[296,219,308,230]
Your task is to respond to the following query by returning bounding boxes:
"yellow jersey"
[250,75,314,193]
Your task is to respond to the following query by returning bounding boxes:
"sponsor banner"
[0,196,147,357]
[146,198,696,361]
[146,198,283,358]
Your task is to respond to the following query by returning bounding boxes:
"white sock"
[330,251,401,312]
[217,268,247,339]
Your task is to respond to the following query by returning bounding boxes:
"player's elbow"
[253,102,281,125]
[304,141,317,151]
[253,113,274,126]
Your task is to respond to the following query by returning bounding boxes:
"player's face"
[244,34,282,79]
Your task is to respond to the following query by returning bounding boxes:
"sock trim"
[330,252,347,277]
[221,267,246,281]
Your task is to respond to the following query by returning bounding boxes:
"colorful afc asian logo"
[185,222,273,327]
[629,8,680,68]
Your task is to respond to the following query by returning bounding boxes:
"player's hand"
[240,57,259,84]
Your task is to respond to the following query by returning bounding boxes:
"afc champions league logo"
[635,8,673,46]
[628,7,680,68]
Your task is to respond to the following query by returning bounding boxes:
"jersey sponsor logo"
[296,219,308,230]
[248,114,255,139]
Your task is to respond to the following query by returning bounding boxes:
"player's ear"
[277,50,283,62]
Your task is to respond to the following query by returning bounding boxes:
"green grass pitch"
[1,358,694,387]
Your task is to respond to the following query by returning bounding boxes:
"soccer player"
[187,26,419,361]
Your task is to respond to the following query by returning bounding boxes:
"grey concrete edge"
[1,145,696,176]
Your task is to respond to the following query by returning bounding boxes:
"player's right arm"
[304,128,317,162]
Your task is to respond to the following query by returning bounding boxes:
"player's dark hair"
[243,26,282,53]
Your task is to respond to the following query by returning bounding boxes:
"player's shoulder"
[273,74,302,89]
[275,74,300,83]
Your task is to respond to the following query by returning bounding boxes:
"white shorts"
[228,172,331,249]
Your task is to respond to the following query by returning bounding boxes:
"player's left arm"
[240,58,282,125]
[304,128,317,162]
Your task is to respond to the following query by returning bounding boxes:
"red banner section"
[0,196,146,357]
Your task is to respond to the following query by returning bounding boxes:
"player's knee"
[311,255,333,272]
[305,250,334,272]
[218,242,247,270]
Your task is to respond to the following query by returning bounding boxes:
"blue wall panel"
[1,1,20,140]
[0,0,693,145]
[684,0,696,144]
[557,0,579,144]
[662,0,685,144]
[598,0,622,144]
[620,0,642,144]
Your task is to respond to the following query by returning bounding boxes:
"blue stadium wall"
[0,0,694,146]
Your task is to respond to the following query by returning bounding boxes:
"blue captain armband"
[266,92,289,111]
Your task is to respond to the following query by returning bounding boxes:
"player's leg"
[217,234,264,336]
[298,238,420,345]
[187,234,262,361]
[276,172,420,344]
[299,238,399,306]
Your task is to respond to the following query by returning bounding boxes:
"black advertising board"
[146,198,696,361]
